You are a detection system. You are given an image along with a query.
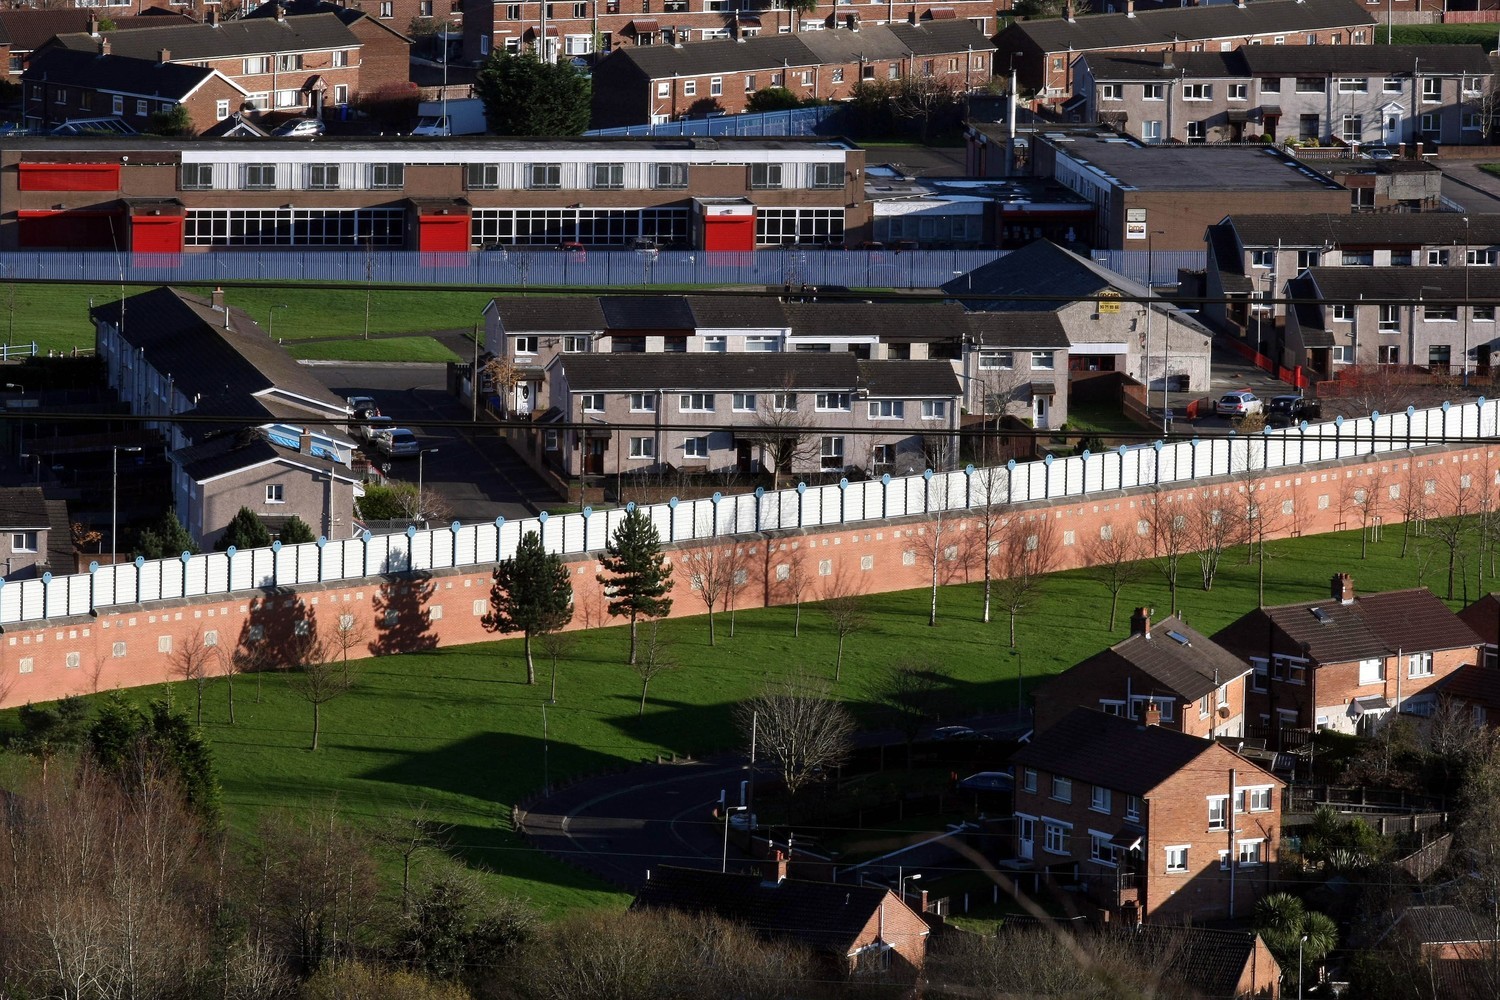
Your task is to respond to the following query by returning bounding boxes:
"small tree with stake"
[819,571,869,683]
[288,626,354,751]
[632,619,677,717]
[598,509,673,665]
[482,530,574,685]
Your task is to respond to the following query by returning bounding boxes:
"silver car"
[375,427,420,457]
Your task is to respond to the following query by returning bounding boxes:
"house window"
[749,163,784,189]
[1244,786,1273,812]
[563,335,590,353]
[683,80,697,97]
[732,392,756,412]
[307,164,340,190]
[1043,821,1070,855]
[1378,304,1400,331]
[1337,77,1368,93]
[629,436,655,459]
[1129,695,1174,721]
[820,436,844,469]
[811,163,842,189]
[703,336,727,353]
[745,335,778,352]
[215,99,230,120]
[1100,83,1121,101]
[684,436,709,459]
[136,99,148,116]
[511,336,538,355]
[654,163,689,189]
[1051,776,1072,803]
[10,532,37,552]
[1429,249,1451,266]
[278,53,302,72]
[629,392,656,412]
[872,444,894,470]
[1408,652,1434,678]
[1031,350,1055,369]
[1295,77,1326,94]
[1228,83,1247,100]
[1341,114,1363,142]
[832,68,844,84]
[466,164,500,190]
[868,400,904,419]
[1090,786,1111,814]
[1238,840,1264,866]
[1272,654,1306,685]
[1124,795,1140,821]
[332,49,350,67]
[1142,120,1162,143]
[1332,346,1353,363]
[1421,112,1439,134]
[245,56,271,74]
[1469,249,1498,266]
[773,393,797,411]
[591,163,625,190]
[1261,77,1281,92]
[1208,795,1228,831]
[244,163,276,189]
[544,430,559,450]
[1359,657,1383,684]
[265,484,285,504]
[1331,303,1352,322]
[1380,345,1400,365]
[1143,83,1164,101]
[1383,77,1402,93]
[379,0,393,14]
[528,164,562,189]
[816,392,851,411]
[1425,305,1457,322]
[1022,767,1037,792]
[921,400,946,420]
[1422,77,1441,102]
[680,393,714,412]
[710,76,723,96]
[1298,249,1322,269]
[657,82,670,99]
[1182,83,1210,101]
[1090,833,1119,866]
[580,393,605,412]
[979,350,1013,370]
[1186,121,1206,143]
[181,164,213,190]
[745,74,757,91]
[1477,306,1496,321]
[369,163,404,189]
[1165,845,1189,873]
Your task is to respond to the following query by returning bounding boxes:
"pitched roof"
[43,498,74,574]
[1003,0,1374,53]
[1135,926,1275,1000]
[1252,586,1482,663]
[25,46,232,101]
[964,311,1071,348]
[1305,266,1500,302]
[491,297,606,332]
[51,12,359,61]
[1239,42,1490,76]
[1458,593,1500,647]
[90,287,348,423]
[556,352,859,391]
[599,295,696,330]
[942,239,1140,311]
[858,360,960,398]
[785,300,971,340]
[242,0,413,42]
[685,295,790,329]
[0,487,51,531]
[633,866,913,956]
[1012,707,1268,796]
[0,9,192,51]
[885,19,994,54]
[1100,614,1252,701]
[1397,905,1493,946]
[170,429,353,483]
[1081,50,1245,81]
[1227,213,1500,248]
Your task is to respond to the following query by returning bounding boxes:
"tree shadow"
[368,571,439,656]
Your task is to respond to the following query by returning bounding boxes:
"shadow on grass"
[601,698,742,759]
[361,730,625,806]
[439,821,616,898]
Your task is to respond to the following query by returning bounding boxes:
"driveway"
[306,362,561,522]
[1438,161,1500,212]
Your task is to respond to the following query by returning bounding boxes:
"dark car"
[1265,394,1323,428]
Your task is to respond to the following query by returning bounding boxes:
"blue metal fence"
[584,105,845,138]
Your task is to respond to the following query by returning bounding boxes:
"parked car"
[273,117,325,137]
[1367,145,1397,161]
[1216,390,1264,419]
[929,725,977,742]
[1265,394,1323,428]
[356,415,395,443]
[346,395,380,418]
[374,427,421,457]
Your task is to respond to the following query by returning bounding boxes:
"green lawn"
[0,521,1468,916]
[1481,164,1500,180]
[1383,23,1497,45]
[282,336,462,363]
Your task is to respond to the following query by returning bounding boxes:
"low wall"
[0,444,1488,709]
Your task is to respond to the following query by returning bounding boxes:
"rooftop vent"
[1310,607,1334,625]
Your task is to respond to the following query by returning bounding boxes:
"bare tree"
[1430,470,1475,600]
[1148,493,1191,617]
[287,627,355,751]
[170,626,217,726]
[908,504,961,628]
[375,800,452,915]
[1472,454,1500,593]
[1250,483,1290,608]
[1398,463,1431,559]
[965,464,1010,624]
[1191,499,1242,592]
[683,546,732,646]
[747,384,817,490]
[868,661,948,767]
[993,516,1058,648]
[632,619,677,717]
[723,545,748,639]
[1084,524,1146,631]
[1350,468,1389,561]
[735,672,855,799]
[819,570,869,682]
[536,623,577,705]
[329,611,368,666]
[778,554,812,638]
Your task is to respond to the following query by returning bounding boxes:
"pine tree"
[473,51,591,136]
[482,530,574,685]
[216,506,272,552]
[597,509,673,665]
[279,515,317,544]
[135,508,199,559]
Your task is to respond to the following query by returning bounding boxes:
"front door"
[585,438,606,475]
[1382,102,1404,145]
[515,381,535,414]
[736,440,754,473]
[1032,395,1049,430]
[1017,816,1035,861]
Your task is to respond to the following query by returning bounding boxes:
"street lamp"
[6,383,23,459]
[417,448,439,523]
[1298,933,1309,1000]
[19,452,38,485]
[900,871,922,903]
[1463,216,1471,387]
[112,445,142,564]
[267,303,288,341]
[719,797,747,873]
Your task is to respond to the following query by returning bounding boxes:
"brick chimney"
[207,8,219,26]
[767,850,788,884]
[1064,0,1075,20]
[1143,701,1162,727]
[158,48,171,63]
[1125,0,1135,16]
[1331,572,1354,605]
[1130,606,1153,639]
[88,12,100,35]
[299,430,314,455]
[211,286,226,311]
[1162,49,1173,69]
[276,3,287,20]
[98,37,111,56]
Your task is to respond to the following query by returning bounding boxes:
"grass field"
[1384,23,1498,45]
[0,522,1468,915]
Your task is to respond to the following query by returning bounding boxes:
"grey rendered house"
[543,353,961,480]
[1283,266,1500,375]
[1073,44,1493,148]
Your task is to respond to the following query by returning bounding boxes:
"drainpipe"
[1228,766,1237,917]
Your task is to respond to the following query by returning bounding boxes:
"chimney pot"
[208,8,219,25]
[1130,606,1153,639]
[299,431,314,455]
[1126,0,1135,16]
[1144,701,1162,727]
[771,849,788,884]
[1332,572,1354,604]
[276,4,286,20]
[89,12,100,35]
[99,38,111,56]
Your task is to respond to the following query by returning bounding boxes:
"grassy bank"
[1384,23,1498,45]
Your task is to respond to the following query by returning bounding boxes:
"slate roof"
[885,19,993,54]
[785,301,971,340]
[491,297,606,332]
[1227,213,1500,248]
[1104,613,1253,701]
[1013,708,1267,796]
[685,295,790,329]
[1397,905,1493,945]
[0,9,191,51]
[1239,42,1490,76]
[964,312,1070,348]
[633,866,910,956]
[0,487,52,531]
[1082,50,1245,81]
[90,287,348,422]
[556,352,859,391]
[1004,0,1374,53]
[1430,663,1500,713]
[858,360,960,398]
[25,47,229,101]
[243,0,414,42]
[1458,592,1500,646]
[1255,586,1482,663]
[1305,266,1500,302]
[600,295,696,330]
[51,12,359,61]
[942,239,1145,311]
[171,429,354,483]
[1135,926,1276,1000]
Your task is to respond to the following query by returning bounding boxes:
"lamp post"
[1298,933,1309,1000]
[19,452,38,485]
[900,871,922,905]
[267,303,288,341]
[112,445,142,565]
[417,447,439,523]
[1463,215,1471,387]
[719,797,747,873]
[6,382,23,460]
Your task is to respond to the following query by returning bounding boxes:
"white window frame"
[1090,785,1111,814]
[1238,839,1264,867]
[265,484,285,504]
[732,392,756,412]
[629,436,655,459]
[1165,845,1189,873]
[1408,652,1434,678]
[10,531,37,553]
[867,400,903,419]
[580,393,605,412]
[679,392,714,413]
[1051,776,1072,803]
[921,400,946,420]
[1043,820,1071,856]
[683,435,710,459]
[629,392,656,413]
[816,392,851,412]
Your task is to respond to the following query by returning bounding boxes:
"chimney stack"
[1144,701,1162,727]
[207,8,219,26]
[299,430,314,455]
[88,12,100,35]
[211,286,225,311]
[99,37,111,56]
[1130,606,1153,639]
[1162,49,1173,69]
[770,850,788,884]
[158,48,171,63]
[1331,573,1354,605]
[1064,0,1076,20]
[1126,0,1135,16]
[276,3,286,20]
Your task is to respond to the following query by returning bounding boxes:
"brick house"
[24,46,251,134]
[243,0,415,101]
[542,352,960,479]
[633,859,930,977]
[590,22,994,128]
[1282,266,1500,378]
[1011,707,1284,924]
[1033,607,1255,740]
[0,9,195,80]
[43,11,365,119]
[1073,44,1493,148]
[1383,906,1498,1000]
[1212,573,1485,736]
[994,0,1376,103]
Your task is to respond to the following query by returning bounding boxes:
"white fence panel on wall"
[321,540,345,580]
[19,580,43,622]
[228,552,254,592]
[274,544,299,587]
[385,535,412,575]
[472,521,500,565]
[797,487,824,527]
[93,568,117,608]
[409,530,435,571]
[842,483,868,522]
[247,548,273,589]
[552,516,580,556]
[137,559,163,603]
[159,559,185,601]
[295,541,320,580]
[204,553,229,596]
[0,583,21,624]
[66,574,91,617]
[182,556,207,597]
[498,518,526,562]
[44,578,66,619]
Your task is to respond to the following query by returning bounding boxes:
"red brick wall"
[850,894,930,972]
[0,447,1488,709]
